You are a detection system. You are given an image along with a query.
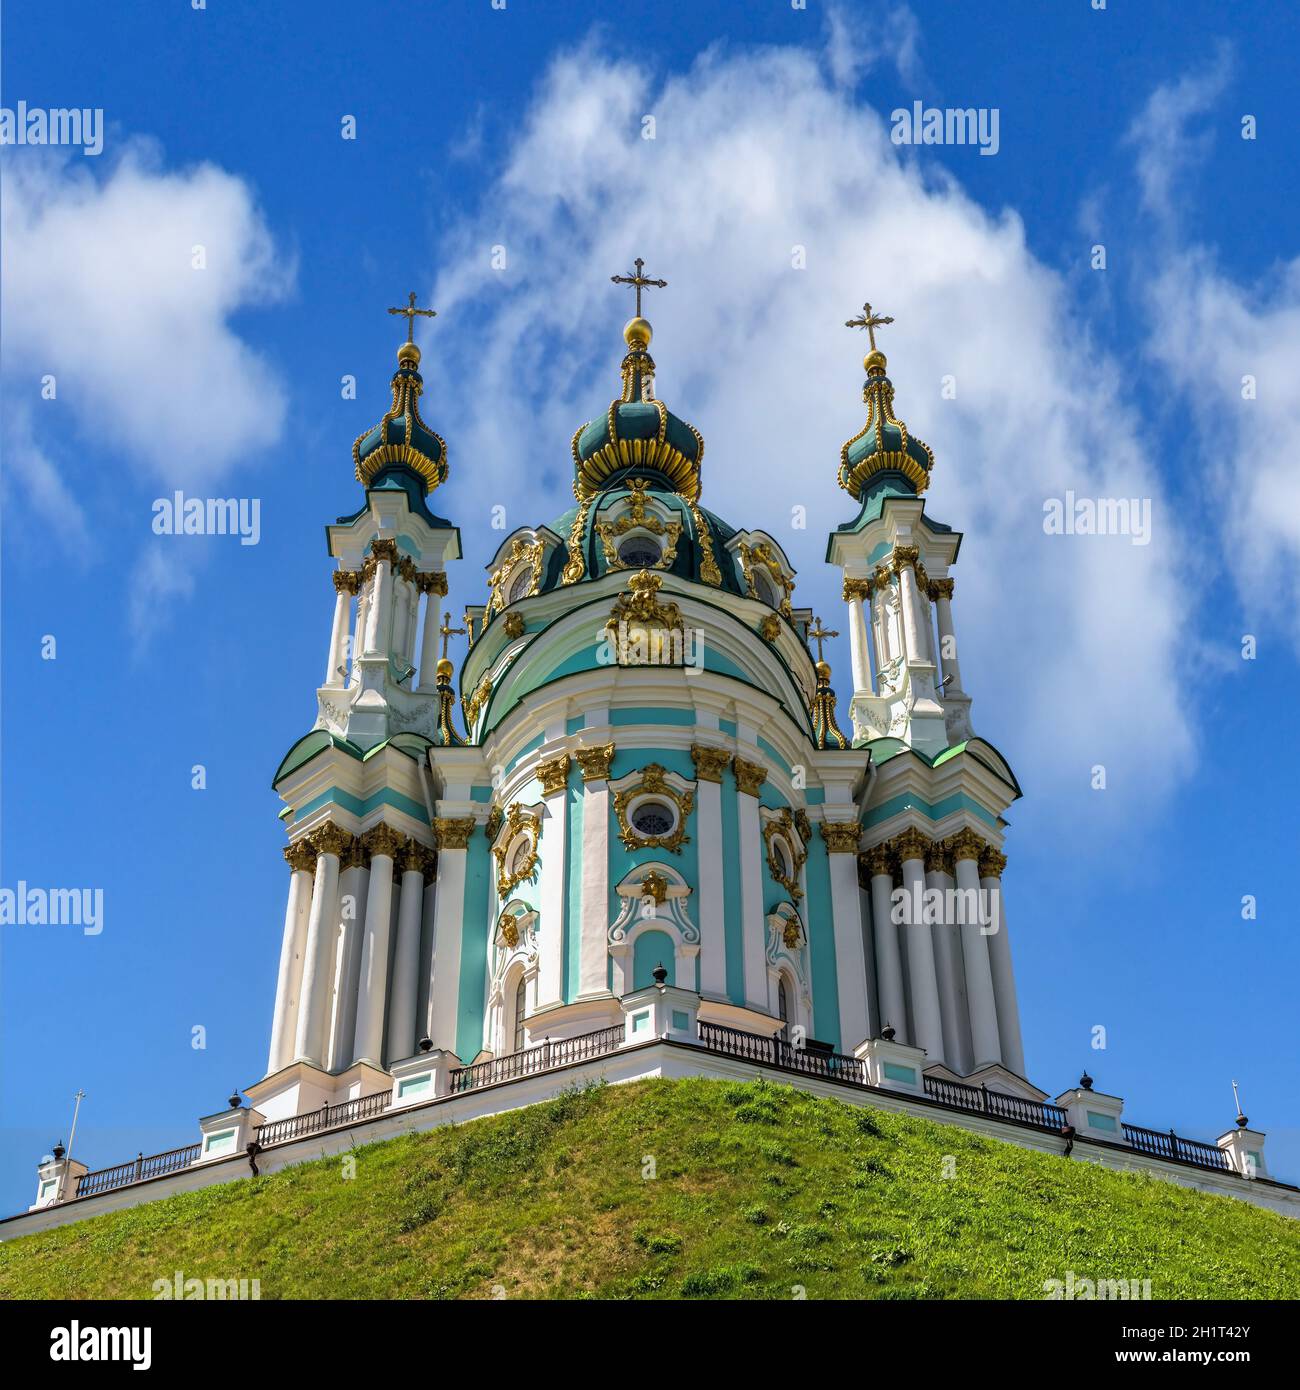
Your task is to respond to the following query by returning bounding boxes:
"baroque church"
[248,272,1031,1124]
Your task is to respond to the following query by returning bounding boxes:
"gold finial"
[388,290,438,365]
[808,615,839,670]
[845,300,894,373]
[438,610,466,661]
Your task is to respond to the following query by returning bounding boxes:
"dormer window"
[508,567,532,603]
[754,569,779,607]
[618,534,663,569]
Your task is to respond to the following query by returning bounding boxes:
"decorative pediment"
[609,763,695,855]
[595,478,683,571]
[761,806,807,900]
[610,862,699,945]
[491,801,543,897]
[485,533,548,618]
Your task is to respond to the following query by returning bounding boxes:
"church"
[22,268,1287,1229]
[251,270,1031,1122]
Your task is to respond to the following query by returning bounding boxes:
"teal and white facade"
[249,308,1035,1124]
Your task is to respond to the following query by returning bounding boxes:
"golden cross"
[439,611,466,660]
[808,615,839,663]
[844,301,894,352]
[388,291,437,345]
[611,257,667,318]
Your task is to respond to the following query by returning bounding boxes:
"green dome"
[839,353,934,499]
[352,348,447,495]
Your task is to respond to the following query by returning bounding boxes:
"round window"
[631,800,676,838]
[618,535,662,568]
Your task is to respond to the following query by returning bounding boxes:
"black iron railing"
[923,1074,1069,1131]
[697,1021,865,1084]
[449,1025,626,1094]
[76,1142,202,1199]
[254,1089,393,1149]
[1123,1122,1231,1172]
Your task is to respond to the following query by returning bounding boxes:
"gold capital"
[892,827,930,863]
[690,744,731,784]
[332,570,361,596]
[284,839,317,874]
[928,576,954,601]
[890,545,920,574]
[732,756,767,797]
[433,816,477,850]
[309,821,354,860]
[576,743,616,782]
[820,820,861,854]
[947,827,986,863]
[978,846,1008,879]
[361,822,406,862]
[538,753,572,797]
[863,844,895,879]
[842,577,872,603]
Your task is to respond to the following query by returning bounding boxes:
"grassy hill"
[2,1076,1297,1300]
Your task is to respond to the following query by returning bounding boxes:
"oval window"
[631,800,675,838]
[775,837,794,880]
[618,535,662,568]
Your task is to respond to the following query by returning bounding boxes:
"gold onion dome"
[572,259,704,504]
[353,293,447,494]
[839,302,934,499]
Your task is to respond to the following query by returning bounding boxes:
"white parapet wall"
[5,1038,1298,1241]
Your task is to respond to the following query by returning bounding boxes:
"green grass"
[2,1077,1297,1300]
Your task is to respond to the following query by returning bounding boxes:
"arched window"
[618,534,662,568]
[512,975,527,1053]
[508,567,532,603]
[755,569,780,608]
[778,976,790,1039]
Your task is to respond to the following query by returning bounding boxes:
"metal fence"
[77,1143,202,1199]
[448,1025,626,1094]
[253,1089,393,1149]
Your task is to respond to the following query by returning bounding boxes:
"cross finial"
[611,257,668,318]
[808,615,839,664]
[388,291,437,345]
[439,611,467,660]
[844,301,895,353]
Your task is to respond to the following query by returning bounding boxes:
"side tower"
[250,300,460,1121]
[829,306,1030,1086]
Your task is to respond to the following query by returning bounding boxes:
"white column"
[534,756,570,1011]
[328,855,369,1072]
[980,852,1025,1077]
[896,555,928,667]
[896,831,944,1065]
[387,843,430,1064]
[933,582,964,693]
[351,584,370,682]
[865,847,907,1042]
[427,819,473,1051]
[416,574,445,693]
[844,580,872,694]
[405,580,420,667]
[293,824,350,1066]
[267,844,315,1074]
[325,573,356,688]
[693,756,726,1000]
[734,758,768,1011]
[391,574,411,666]
[953,833,1002,1068]
[821,821,870,1050]
[926,851,972,1075]
[579,758,613,997]
[363,544,395,657]
[353,824,402,1069]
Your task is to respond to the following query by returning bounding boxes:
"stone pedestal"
[620,984,700,1046]
[30,1153,87,1209]
[390,1048,463,1109]
[854,1034,927,1096]
[1218,1124,1268,1179]
[197,1103,266,1165]
[1055,1083,1124,1143]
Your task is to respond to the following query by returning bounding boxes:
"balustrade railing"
[448,1024,626,1094]
[76,1143,201,1199]
[1123,1122,1231,1172]
[254,1089,393,1149]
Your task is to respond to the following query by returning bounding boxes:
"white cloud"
[428,39,1195,812]
[825,2,924,90]
[1,142,292,603]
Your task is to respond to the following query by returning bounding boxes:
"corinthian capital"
[433,817,477,850]
[576,743,616,782]
[862,843,895,879]
[332,570,361,596]
[397,838,437,877]
[690,744,731,784]
[946,827,987,863]
[927,576,955,601]
[361,822,406,862]
[892,827,930,863]
[416,570,449,596]
[978,846,1008,879]
[820,820,862,854]
[842,576,873,603]
[890,544,920,574]
[538,753,572,796]
[309,821,354,859]
[284,839,317,874]
[732,756,767,796]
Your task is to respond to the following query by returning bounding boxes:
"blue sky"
[3,0,1299,1214]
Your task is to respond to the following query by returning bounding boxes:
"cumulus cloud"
[1,142,292,629]
[1132,56,1300,644]
[428,38,1194,812]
